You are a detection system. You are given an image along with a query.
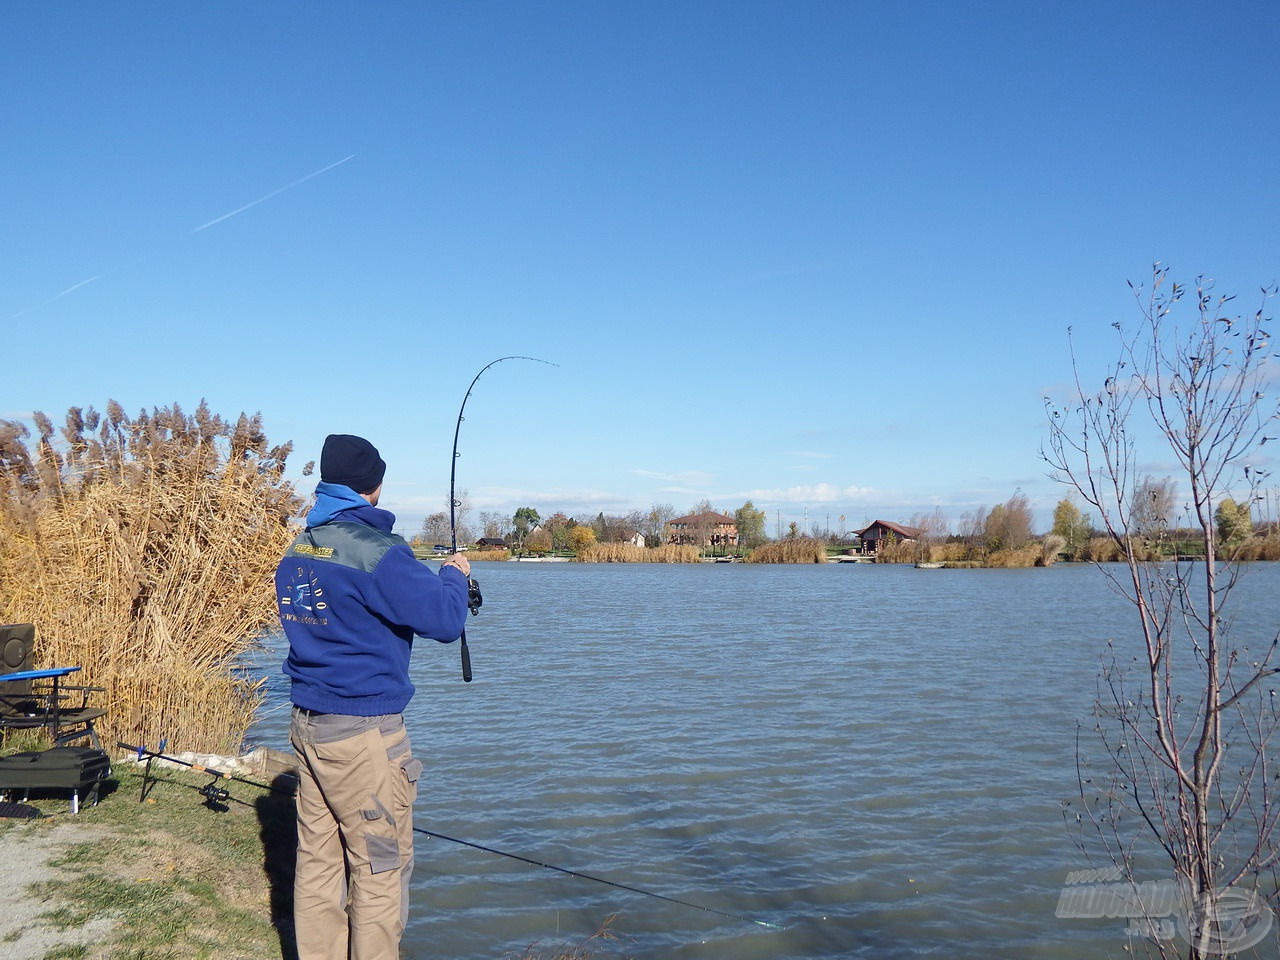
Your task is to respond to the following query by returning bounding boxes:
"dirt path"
[0,818,118,959]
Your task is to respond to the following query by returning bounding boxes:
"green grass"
[41,947,90,960]
[37,874,184,932]
[46,839,111,868]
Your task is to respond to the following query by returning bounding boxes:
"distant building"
[668,511,739,548]
[854,520,924,554]
[476,537,508,548]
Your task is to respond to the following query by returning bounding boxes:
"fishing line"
[447,355,558,682]
[413,825,783,930]
[118,742,782,930]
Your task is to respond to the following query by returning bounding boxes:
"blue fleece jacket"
[276,483,470,716]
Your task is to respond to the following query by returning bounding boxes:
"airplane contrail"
[191,154,356,233]
[9,154,357,319]
[10,273,110,319]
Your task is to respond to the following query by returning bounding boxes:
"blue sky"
[5,2,1278,536]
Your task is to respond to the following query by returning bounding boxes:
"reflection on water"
[247,562,1280,959]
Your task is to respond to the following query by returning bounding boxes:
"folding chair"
[0,623,106,748]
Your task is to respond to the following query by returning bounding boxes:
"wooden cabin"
[854,520,924,554]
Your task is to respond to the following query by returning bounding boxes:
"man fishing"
[275,433,471,960]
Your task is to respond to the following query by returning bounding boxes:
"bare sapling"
[1044,266,1280,958]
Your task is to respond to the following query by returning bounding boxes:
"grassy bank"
[0,761,293,959]
[0,758,616,960]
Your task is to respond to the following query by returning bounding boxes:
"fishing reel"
[199,778,231,811]
[467,577,483,616]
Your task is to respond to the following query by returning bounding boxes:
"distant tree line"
[414,484,1280,562]
[416,497,771,554]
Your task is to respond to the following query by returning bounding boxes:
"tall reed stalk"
[0,402,305,753]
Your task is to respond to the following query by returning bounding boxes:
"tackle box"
[0,746,111,813]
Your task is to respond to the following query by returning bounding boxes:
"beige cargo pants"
[290,708,422,960]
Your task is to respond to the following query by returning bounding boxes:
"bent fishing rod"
[448,355,557,682]
[119,741,781,931]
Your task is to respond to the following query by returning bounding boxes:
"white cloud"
[739,482,880,504]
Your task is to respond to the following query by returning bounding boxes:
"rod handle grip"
[460,631,473,683]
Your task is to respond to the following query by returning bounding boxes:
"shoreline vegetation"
[427,491,1280,568]
[422,529,1280,566]
[422,492,1280,567]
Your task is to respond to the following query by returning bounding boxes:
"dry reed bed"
[871,539,931,564]
[873,537,1065,567]
[466,548,512,562]
[577,543,700,562]
[1233,533,1280,560]
[0,403,304,753]
[967,543,1052,567]
[1078,532,1280,562]
[747,538,828,563]
[875,530,1280,566]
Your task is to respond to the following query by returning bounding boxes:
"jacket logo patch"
[293,543,335,558]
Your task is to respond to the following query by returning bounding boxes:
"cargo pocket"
[400,757,423,803]
[361,799,400,874]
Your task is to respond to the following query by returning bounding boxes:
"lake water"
[248,561,1280,959]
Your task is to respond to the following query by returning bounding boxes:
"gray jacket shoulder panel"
[285,522,405,573]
